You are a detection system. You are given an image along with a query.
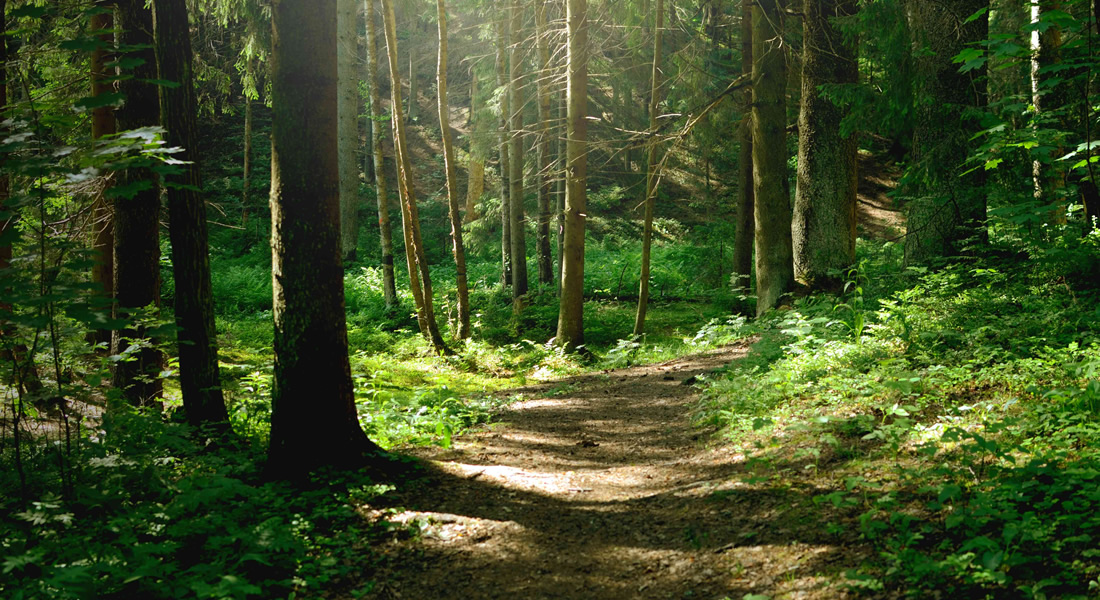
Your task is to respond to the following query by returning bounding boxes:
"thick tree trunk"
[437,0,471,339]
[267,0,386,479]
[556,0,588,351]
[366,0,398,309]
[496,15,512,286]
[381,0,449,353]
[339,0,361,262]
[509,2,529,300]
[152,0,230,429]
[633,0,664,336]
[752,0,794,316]
[89,6,116,350]
[904,0,989,263]
[732,0,754,291]
[793,0,859,291]
[535,0,554,286]
[114,0,164,407]
[1032,0,1067,222]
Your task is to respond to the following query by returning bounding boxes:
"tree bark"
[556,0,588,351]
[267,0,386,479]
[114,0,164,407]
[633,0,664,336]
[152,0,231,430]
[89,5,116,350]
[904,0,989,263]
[366,0,398,309]
[381,0,449,353]
[732,0,754,292]
[793,0,859,291]
[535,0,554,286]
[339,0,361,262]
[242,60,253,227]
[509,1,529,300]
[436,0,471,339]
[752,0,794,316]
[496,14,512,286]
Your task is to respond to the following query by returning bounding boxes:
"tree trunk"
[339,0,361,262]
[496,14,513,286]
[381,0,449,353]
[904,0,989,264]
[509,2,529,300]
[436,0,471,339]
[267,0,386,479]
[557,83,567,287]
[1032,0,1067,222]
[465,65,483,221]
[89,6,116,350]
[732,0,754,291]
[793,0,859,291]
[114,0,164,407]
[535,0,554,286]
[633,0,664,336]
[242,61,253,227]
[408,40,419,122]
[152,0,230,430]
[366,0,398,309]
[752,0,794,316]
[556,0,588,351]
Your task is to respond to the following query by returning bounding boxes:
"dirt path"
[367,344,856,600]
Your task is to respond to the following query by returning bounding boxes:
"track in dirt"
[367,344,854,600]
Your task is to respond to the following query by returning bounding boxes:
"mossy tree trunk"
[114,0,164,407]
[366,0,398,309]
[793,0,859,291]
[752,0,794,316]
[556,0,588,351]
[732,0,754,292]
[904,0,989,264]
[152,0,231,430]
[633,0,664,336]
[509,1,529,300]
[436,0,471,339]
[267,0,386,479]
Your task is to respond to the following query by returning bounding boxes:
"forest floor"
[364,343,866,600]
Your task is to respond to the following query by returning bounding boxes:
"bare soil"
[366,344,860,600]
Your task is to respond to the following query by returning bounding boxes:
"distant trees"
[266,0,385,477]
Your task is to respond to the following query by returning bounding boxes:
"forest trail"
[366,344,857,600]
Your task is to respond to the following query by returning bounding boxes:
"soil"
[366,344,861,600]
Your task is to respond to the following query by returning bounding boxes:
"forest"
[1,0,1098,597]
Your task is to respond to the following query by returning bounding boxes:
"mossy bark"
[752,0,794,316]
[793,0,859,291]
[267,0,385,478]
[152,0,230,429]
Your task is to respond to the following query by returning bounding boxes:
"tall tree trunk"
[793,0,859,291]
[633,0,664,336]
[732,0,754,291]
[904,0,989,263]
[339,0,361,262]
[496,14,512,286]
[437,0,471,339]
[752,0,794,316]
[1032,0,1067,222]
[242,60,253,227]
[114,0,164,406]
[89,5,116,350]
[465,65,483,221]
[535,0,554,286]
[152,0,230,430]
[557,82,567,287]
[556,0,588,350]
[381,0,449,353]
[509,2,529,300]
[267,0,385,479]
[366,0,398,309]
[408,40,419,122]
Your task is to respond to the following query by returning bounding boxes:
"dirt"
[365,344,861,600]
